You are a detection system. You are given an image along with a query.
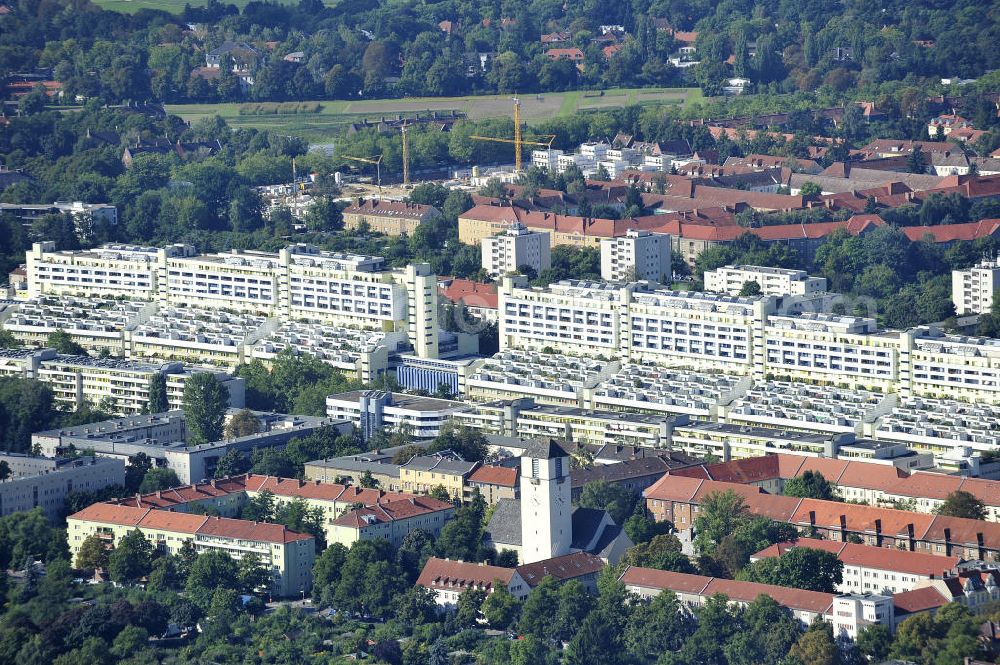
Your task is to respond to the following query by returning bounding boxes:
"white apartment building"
[26,242,195,299]
[830,594,894,642]
[531,149,563,171]
[326,390,468,442]
[952,260,1000,315]
[600,230,672,282]
[764,314,901,393]
[705,265,827,297]
[498,278,627,357]
[481,223,551,278]
[0,347,245,415]
[24,243,441,359]
[496,279,1000,404]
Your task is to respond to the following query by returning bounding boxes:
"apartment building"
[902,328,1000,405]
[704,265,827,297]
[327,496,456,547]
[326,390,469,442]
[952,260,1000,315]
[2,202,117,234]
[481,223,551,278]
[763,314,902,392]
[643,475,1000,562]
[342,198,441,236]
[417,557,530,609]
[67,503,315,597]
[25,242,190,299]
[0,456,124,520]
[32,410,346,484]
[0,348,244,415]
[619,566,894,639]
[600,230,672,282]
[22,242,442,360]
[2,296,147,355]
[750,538,962,595]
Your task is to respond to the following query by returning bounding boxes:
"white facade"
[24,242,441,360]
[952,260,1000,315]
[705,265,827,297]
[831,594,894,642]
[481,223,551,278]
[325,390,468,441]
[519,444,572,564]
[600,230,672,283]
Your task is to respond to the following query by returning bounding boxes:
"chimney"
[906,523,915,551]
[978,532,986,560]
[944,527,953,556]
[808,510,816,528]
[839,514,848,541]
[873,518,882,547]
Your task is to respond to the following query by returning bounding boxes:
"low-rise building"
[32,410,346,485]
[0,456,124,520]
[67,503,314,597]
[514,551,605,592]
[750,538,962,595]
[417,556,530,609]
[342,198,441,236]
[327,496,456,547]
[325,390,469,442]
[619,565,894,638]
[704,265,827,297]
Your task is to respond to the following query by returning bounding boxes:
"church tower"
[519,439,572,564]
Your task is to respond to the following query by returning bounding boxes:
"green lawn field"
[166,88,701,143]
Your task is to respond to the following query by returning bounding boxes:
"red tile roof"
[332,496,455,528]
[417,557,515,592]
[619,566,712,594]
[620,566,835,614]
[69,503,149,526]
[467,465,518,487]
[901,220,1000,243]
[515,551,605,587]
[197,515,312,543]
[546,48,585,60]
[893,586,949,614]
[438,278,498,310]
[344,198,437,218]
[752,537,961,577]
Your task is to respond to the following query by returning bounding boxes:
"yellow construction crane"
[470,96,555,172]
[400,122,411,187]
[343,154,383,192]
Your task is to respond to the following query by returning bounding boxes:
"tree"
[182,373,229,445]
[907,146,927,174]
[784,471,838,500]
[146,373,168,414]
[738,547,843,593]
[799,181,821,198]
[359,469,380,489]
[214,447,249,479]
[566,609,624,665]
[436,489,487,561]
[624,590,694,660]
[74,534,110,575]
[107,529,153,585]
[693,490,751,556]
[124,453,153,492]
[45,330,87,356]
[0,460,9,481]
[936,490,987,520]
[304,197,343,232]
[237,553,273,593]
[482,582,521,629]
[455,588,486,628]
[788,622,841,665]
[738,280,762,296]
[855,623,892,662]
[623,534,696,573]
[578,480,636,525]
[110,625,148,660]
[138,467,180,493]
[224,408,259,439]
[187,549,240,601]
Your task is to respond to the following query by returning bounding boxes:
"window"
[531,458,539,478]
